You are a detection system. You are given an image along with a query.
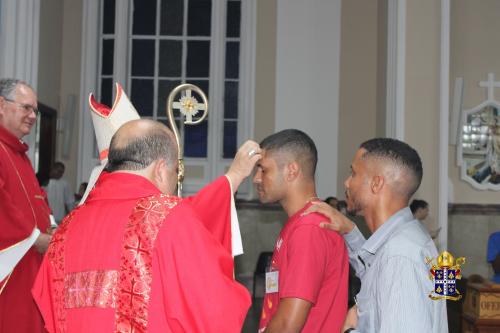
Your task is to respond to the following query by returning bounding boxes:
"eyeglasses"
[3,97,39,116]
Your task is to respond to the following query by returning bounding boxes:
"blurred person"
[487,231,500,283]
[410,199,429,220]
[337,200,348,215]
[410,199,440,239]
[324,196,338,208]
[73,182,88,206]
[45,162,74,223]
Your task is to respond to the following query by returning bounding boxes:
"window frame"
[79,0,256,198]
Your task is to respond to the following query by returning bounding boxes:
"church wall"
[376,0,388,138]
[38,0,63,110]
[337,0,379,197]
[445,0,500,280]
[404,0,441,235]
[449,0,500,204]
[449,211,500,279]
[235,205,286,284]
[274,0,341,199]
[37,0,82,191]
[56,0,83,192]
[253,0,276,143]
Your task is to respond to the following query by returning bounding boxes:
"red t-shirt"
[259,203,348,333]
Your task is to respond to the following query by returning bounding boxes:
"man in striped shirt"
[306,138,448,333]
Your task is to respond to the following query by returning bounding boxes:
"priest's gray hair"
[0,78,32,99]
[106,120,177,172]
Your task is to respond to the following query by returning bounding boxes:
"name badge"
[265,271,279,293]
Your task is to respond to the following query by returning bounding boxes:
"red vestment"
[32,172,250,332]
[0,125,50,333]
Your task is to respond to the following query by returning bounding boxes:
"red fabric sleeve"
[185,176,232,254]
[32,257,56,333]
[280,223,329,305]
[155,204,250,332]
[0,165,34,248]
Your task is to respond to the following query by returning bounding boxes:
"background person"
[487,231,500,283]
[409,199,429,220]
[44,162,74,224]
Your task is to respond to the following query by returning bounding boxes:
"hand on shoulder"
[302,201,355,235]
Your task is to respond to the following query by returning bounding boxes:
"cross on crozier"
[172,89,206,123]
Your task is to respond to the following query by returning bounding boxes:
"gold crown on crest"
[437,251,454,267]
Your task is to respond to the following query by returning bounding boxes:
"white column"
[386,0,406,140]
[113,0,130,87]
[438,0,450,251]
[275,0,341,198]
[78,0,100,185]
[0,0,40,164]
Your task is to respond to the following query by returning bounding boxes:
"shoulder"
[290,213,344,244]
[382,220,437,263]
[136,194,203,231]
[489,231,500,242]
[133,194,184,220]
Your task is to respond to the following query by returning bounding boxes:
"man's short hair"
[0,78,32,99]
[52,161,65,170]
[360,138,423,199]
[105,122,176,172]
[260,129,318,178]
[410,199,428,214]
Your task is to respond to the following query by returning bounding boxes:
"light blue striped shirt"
[344,207,448,333]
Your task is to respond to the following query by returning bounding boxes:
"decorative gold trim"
[0,271,13,295]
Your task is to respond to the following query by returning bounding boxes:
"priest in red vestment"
[33,119,262,332]
[0,79,52,333]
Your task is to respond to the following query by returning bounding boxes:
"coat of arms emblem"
[426,251,465,301]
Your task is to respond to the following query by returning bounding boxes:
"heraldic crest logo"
[426,251,466,301]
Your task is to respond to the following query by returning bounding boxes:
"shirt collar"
[361,207,414,256]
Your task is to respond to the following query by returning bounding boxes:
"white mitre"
[79,83,140,204]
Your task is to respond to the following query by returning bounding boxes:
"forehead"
[258,149,278,168]
[352,148,367,167]
[14,85,36,101]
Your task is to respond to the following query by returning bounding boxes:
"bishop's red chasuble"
[32,172,250,332]
[0,125,50,333]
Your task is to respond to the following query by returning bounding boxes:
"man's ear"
[371,175,385,194]
[152,159,168,184]
[285,161,300,182]
[0,96,6,114]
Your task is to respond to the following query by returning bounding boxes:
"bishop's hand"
[226,140,261,192]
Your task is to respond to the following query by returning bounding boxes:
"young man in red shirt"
[254,129,348,333]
